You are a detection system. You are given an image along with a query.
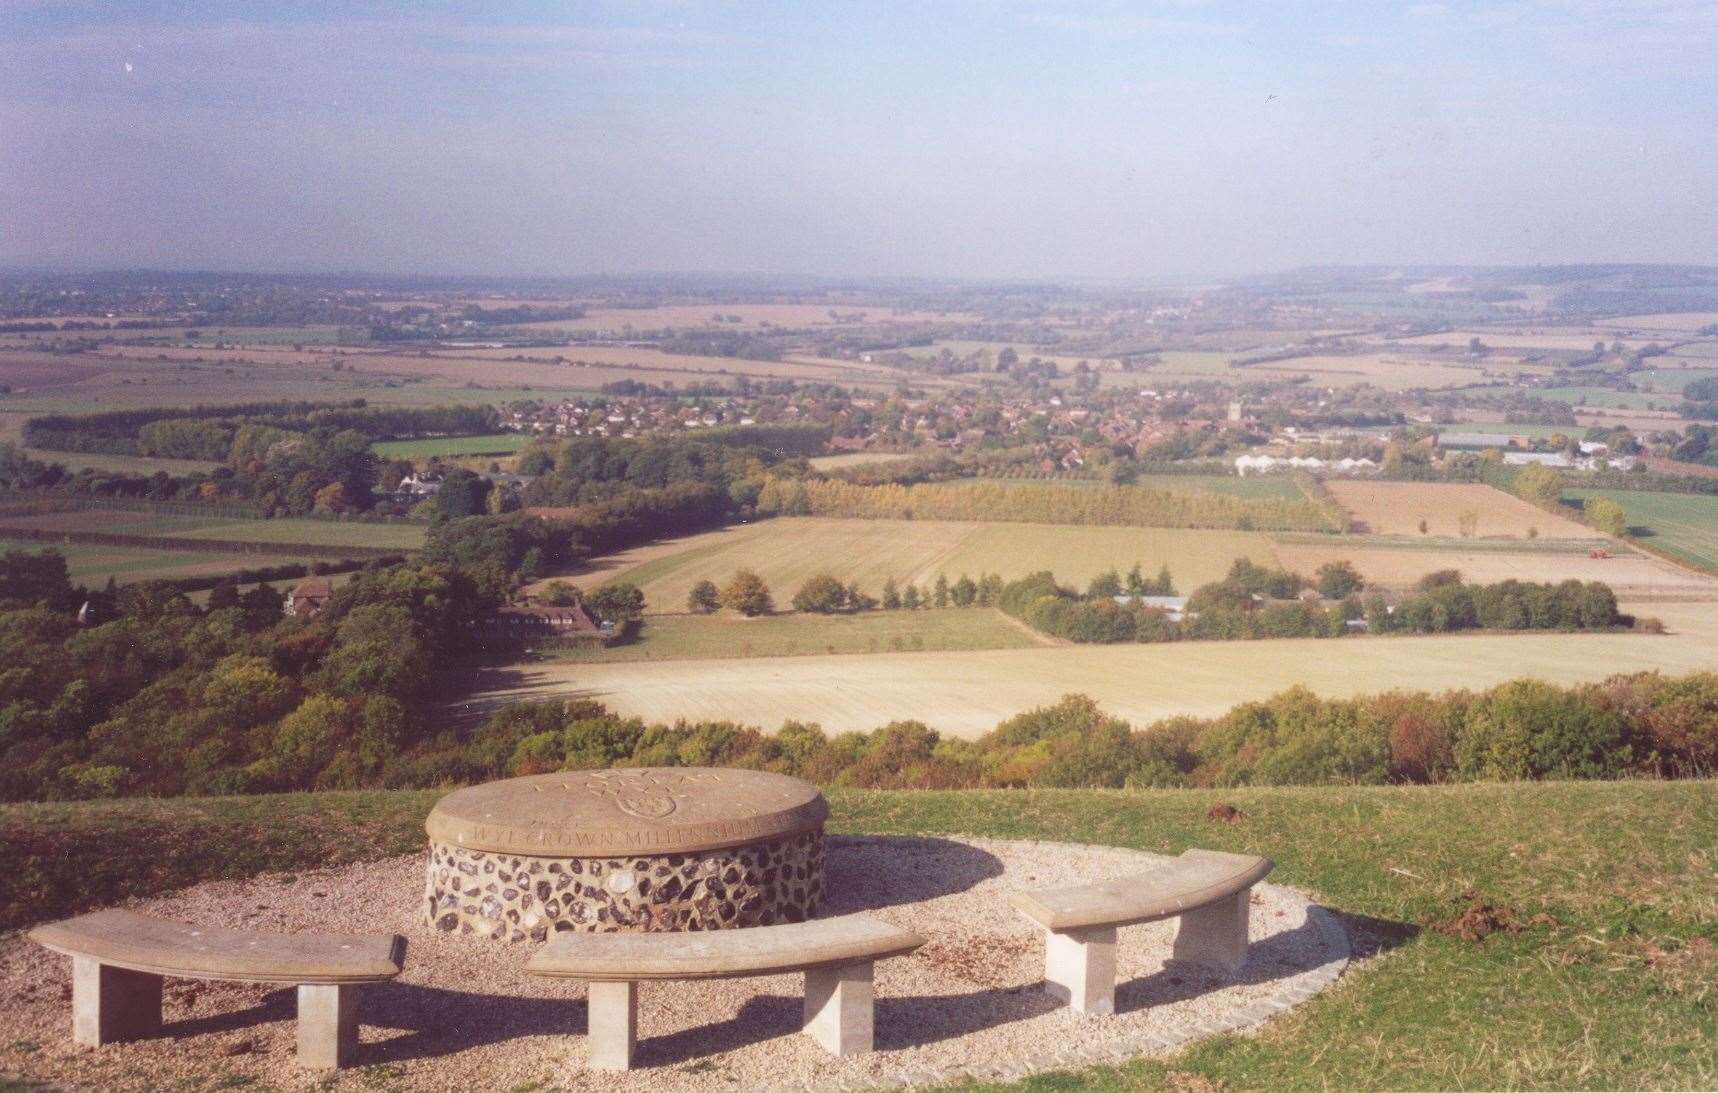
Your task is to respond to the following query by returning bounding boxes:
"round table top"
[425,768,828,857]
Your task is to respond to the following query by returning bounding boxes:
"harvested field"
[470,601,1718,737]
[1325,481,1600,538]
[1592,311,1718,332]
[1272,537,1718,598]
[808,451,913,470]
[594,518,1279,615]
[543,608,1041,663]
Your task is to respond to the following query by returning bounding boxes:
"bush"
[791,574,851,614]
[720,569,773,616]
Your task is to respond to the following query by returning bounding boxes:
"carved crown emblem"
[583,770,712,820]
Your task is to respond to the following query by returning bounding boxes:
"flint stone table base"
[423,768,829,942]
[425,831,824,942]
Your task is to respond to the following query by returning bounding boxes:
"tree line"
[416,671,1716,793]
[754,478,1339,532]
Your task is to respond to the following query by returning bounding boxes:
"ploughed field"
[1325,480,1601,539]
[470,600,1718,738]
[588,517,1279,614]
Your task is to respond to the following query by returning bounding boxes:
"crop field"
[0,510,426,551]
[541,608,1040,664]
[1537,386,1676,410]
[595,517,1279,613]
[467,599,1718,736]
[0,538,306,587]
[1565,488,1718,572]
[1326,480,1600,538]
[1634,367,1718,392]
[1592,310,1718,332]
[371,433,534,458]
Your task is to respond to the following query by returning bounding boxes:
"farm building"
[286,577,334,618]
[1234,454,1378,476]
[1113,594,1191,621]
[477,602,607,645]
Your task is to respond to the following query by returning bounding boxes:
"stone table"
[424,768,827,942]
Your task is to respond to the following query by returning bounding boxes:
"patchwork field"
[0,539,306,587]
[469,600,1718,736]
[589,518,1279,613]
[1565,489,1718,572]
[540,608,1041,664]
[0,510,426,551]
[1326,481,1600,539]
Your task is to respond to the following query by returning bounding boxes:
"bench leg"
[804,961,873,1056]
[297,984,360,1069]
[587,980,637,1071]
[1044,925,1117,1016]
[1172,888,1252,972]
[72,956,162,1046]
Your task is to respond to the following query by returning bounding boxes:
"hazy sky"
[2,1,1714,281]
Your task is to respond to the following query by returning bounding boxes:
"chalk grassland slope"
[0,510,426,551]
[471,600,1718,737]
[371,433,532,458]
[539,608,1040,664]
[1567,488,1718,572]
[1326,480,1602,539]
[0,538,308,586]
[592,518,1280,614]
[0,783,1710,1090]
[1273,537,1718,599]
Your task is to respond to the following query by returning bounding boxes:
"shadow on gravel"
[821,835,1006,911]
[359,982,588,1065]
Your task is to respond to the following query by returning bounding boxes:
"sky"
[1,1,1715,282]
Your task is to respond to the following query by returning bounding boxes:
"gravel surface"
[0,836,1348,1091]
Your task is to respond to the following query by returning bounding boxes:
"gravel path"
[0,836,1348,1091]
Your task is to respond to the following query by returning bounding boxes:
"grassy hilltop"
[2,780,1712,1090]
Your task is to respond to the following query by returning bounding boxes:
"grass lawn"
[371,433,534,458]
[1566,488,1718,572]
[1,780,1711,1089]
[546,608,1041,663]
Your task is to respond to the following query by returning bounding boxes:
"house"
[286,577,334,618]
[477,601,606,645]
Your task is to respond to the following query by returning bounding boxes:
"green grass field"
[600,517,1278,614]
[547,607,1039,663]
[1566,488,1718,571]
[371,433,535,458]
[2,781,1710,1089]
[0,538,307,586]
[0,511,426,551]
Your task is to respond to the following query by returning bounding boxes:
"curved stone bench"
[29,908,405,1069]
[1008,848,1273,1015]
[527,913,924,1070]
